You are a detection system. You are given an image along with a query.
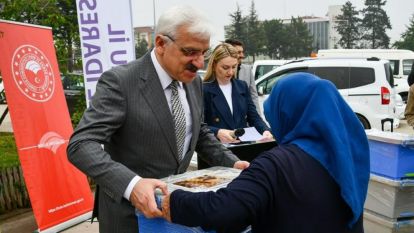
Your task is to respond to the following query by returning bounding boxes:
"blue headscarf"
[263,72,370,227]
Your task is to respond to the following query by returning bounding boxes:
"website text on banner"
[0,20,93,232]
[76,0,135,106]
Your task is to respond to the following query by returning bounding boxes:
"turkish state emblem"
[12,45,55,102]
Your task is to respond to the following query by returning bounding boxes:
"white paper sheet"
[239,127,263,142]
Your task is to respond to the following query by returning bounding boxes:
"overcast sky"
[131,0,414,47]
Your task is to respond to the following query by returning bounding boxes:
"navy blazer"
[170,145,363,233]
[203,78,269,136]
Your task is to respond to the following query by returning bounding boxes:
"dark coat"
[170,144,363,233]
[203,79,269,136]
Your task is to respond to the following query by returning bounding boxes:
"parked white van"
[317,49,414,102]
[256,57,403,130]
[252,60,291,80]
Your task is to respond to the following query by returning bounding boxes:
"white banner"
[76,0,135,105]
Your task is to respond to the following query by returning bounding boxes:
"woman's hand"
[259,130,274,142]
[233,160,250,170]
[217,129,240,143]
[161,194,172,222]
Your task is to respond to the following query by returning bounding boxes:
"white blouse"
[219,82,233,114]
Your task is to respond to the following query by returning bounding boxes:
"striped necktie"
[170,80,186,160]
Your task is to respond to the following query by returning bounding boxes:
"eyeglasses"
[164,34,210,58]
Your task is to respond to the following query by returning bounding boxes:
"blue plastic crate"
[367,130,414,179]
[136,195,215,233]
[137,212,215,233]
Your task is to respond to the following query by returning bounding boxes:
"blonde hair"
[203,43,239,82]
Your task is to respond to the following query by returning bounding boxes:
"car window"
[384,63,394,87]
[257,68,309,95]
[403,59,414,75]
[310,67,349,89]
[254,65,280,80]
[349,67,375,88]
[388,60,399,76]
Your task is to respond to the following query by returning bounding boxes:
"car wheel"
[357,114,370,129]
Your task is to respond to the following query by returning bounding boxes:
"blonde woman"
[202,43,272,143]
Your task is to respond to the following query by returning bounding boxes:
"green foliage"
[225,4,247,43]
[285,17,313,59]
[360,0,392,48]
[263,19,286,59]
[0,0,80,72]
[393,14,414,50]
[70,88,87,128]
[135,37,149,59]
[0,132,19,169]
[226,1,312,59]
[335,1,361,49]
[244,1,264,61]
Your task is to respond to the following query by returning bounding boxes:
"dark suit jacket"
[170,145,363,233]
[203,79,269,136]
[67,52,239,233]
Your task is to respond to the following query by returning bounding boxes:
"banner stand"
[36,211,92,233]
[0,19,94,232]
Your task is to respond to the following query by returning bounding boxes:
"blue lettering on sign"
[108,24,129,66]
[78,0,101,101]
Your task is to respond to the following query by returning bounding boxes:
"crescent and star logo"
[11,45,55,102]
[38,131,66,154]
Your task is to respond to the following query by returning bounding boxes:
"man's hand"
[129,178,168,218]
[233,160,250,170]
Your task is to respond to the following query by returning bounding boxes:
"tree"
[360,0,392,48]
[393,14,414,50]
[135,36,149,59]
[262,19,287,59]
[285,17,313,59]
[225,4,247,44]
[0,0,80,72]
[244,1,264,61]
[335,1,361,49]
[47,0,80,73]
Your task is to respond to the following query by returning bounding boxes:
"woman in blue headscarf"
[159,73,370,233]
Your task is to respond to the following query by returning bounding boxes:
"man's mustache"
[185,63,198,73]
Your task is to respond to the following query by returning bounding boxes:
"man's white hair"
[155,5,213,40]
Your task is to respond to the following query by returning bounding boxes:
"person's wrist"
[161,194,172,222]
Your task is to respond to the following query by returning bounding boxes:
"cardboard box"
[364,210,414,233]
[366,130,414,179]
[364,174,414,219]
[136,167,243,233]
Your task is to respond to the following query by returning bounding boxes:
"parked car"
[255,57,403,130]
[252,60,291,80]
[60,73,84,117]
[317,49,414,103]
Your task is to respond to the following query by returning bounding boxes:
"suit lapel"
[209,82,235,128]
[232,80,245,127]
[184,81,198,154]
[138,54,179,162]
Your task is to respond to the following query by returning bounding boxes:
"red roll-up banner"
[0,20,93,231]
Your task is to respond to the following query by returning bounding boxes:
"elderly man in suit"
[67,5,249,233]
[225,39,261,112]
